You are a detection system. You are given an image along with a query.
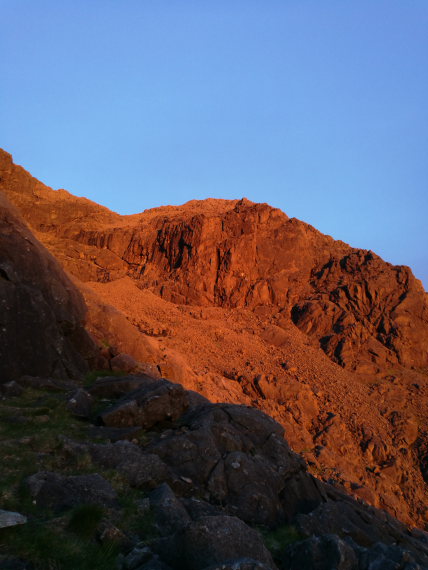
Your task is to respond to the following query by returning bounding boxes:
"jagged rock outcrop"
[292,249,428,371]
[78,202,428,373]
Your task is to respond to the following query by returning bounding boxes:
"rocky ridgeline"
[1,373,428,569]
[1,148,427,373]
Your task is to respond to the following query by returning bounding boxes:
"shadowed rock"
[182,515,277,570]
[0,190,95,382]
[0,510,27,529]
[99,379,189,429]
[145,400,324,527]
[280,534,358,570]
[26,471,117,511]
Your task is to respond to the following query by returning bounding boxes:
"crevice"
[0,267,11,281]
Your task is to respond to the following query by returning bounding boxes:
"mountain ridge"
[1,148,428,532]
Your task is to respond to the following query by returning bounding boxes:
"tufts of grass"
[67,504,105,539]
[0,383,155,567]
[0,389,91,515]
[0,520,120,570]
[116,487,156,539]
[84,369,126,388]
[263,524,303,560]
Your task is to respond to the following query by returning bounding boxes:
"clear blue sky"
[2,1,427,289]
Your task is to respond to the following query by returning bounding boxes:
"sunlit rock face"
[1,147,428,531]
[2,149,426,373]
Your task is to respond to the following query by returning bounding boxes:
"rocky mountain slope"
[2,148,426,372]
[0,192,95,381]
[1,148,428,541]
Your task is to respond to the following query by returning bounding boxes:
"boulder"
[280,534,358,570]
[25,471,117,511]
[182,497,225,521]
[149,483,191,536]
[67,388,93,417]
[111,353,139,373]
[295,497,428,565]
[62,439,172,490]
[118,454,172,489]
[182,515,277,570]
[0,509,27,528]
[88,374,160,399]
[99,379,189,429]
[358,542,424,570]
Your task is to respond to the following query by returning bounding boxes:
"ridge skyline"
[2,147,427,291]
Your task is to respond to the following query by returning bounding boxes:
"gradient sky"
[2,1,427,289]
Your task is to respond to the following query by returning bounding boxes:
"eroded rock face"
[1,149,426,373]
[0,191,95,382]
[291,249,428,371]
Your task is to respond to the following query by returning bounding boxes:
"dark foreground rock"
[281,534,428,570]
[25,471,117,511]
[88,374,161,399]
[0,191,95,383]
[4,374,428,569]
[181,515,276,570]
[143,402,325,527]
[98,378,189,429]
[59,375,428,569]
[281,534,358,570]
[0,510,27,529]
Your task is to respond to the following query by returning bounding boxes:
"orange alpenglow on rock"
[1,147,428,535]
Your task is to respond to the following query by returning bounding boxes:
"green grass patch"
[0,519,120,570]
[84,369,126,388]
[0,390,89,514]
[116,487,156,539]
[0,383,156,567]
[67,504,105,539]
[263,524,303,559]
